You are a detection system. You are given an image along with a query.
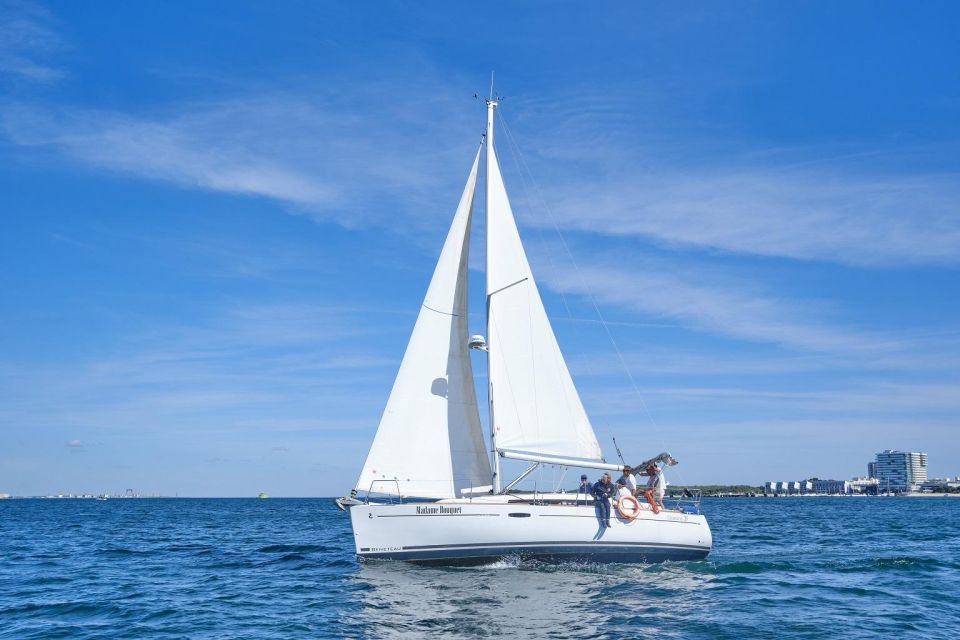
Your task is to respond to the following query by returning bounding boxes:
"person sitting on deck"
[617,465,638,496]
[574,474,591,505]
[590,473,615,528]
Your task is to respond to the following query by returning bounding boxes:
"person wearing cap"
[574,474,591,505]
[590,472,615,527]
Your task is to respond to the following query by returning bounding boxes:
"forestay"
[484,110,603,462]
[355,146,491,499]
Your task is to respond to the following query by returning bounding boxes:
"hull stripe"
[375,513,500,518]
[358,543,710,563]
[371,512,701,525]
[536,514,699,524]
[398,540,709,551]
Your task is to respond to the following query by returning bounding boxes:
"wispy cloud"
[582,380,960,423]
[0,303,394,438]
[0,0,65,82]
[4,72,958,271]
[541,169,960,267]
[540,257,880,353]
[0,87,478,229]
[629,416,959,484]
[567,347,959,385]
[496,98,960,268]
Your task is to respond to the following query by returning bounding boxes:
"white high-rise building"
[874,450,928,492]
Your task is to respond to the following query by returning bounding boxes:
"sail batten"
[484,112,603,463]
[355,146,491,499]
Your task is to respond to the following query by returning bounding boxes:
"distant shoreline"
[3,493,959,501]
[682,493,960,499]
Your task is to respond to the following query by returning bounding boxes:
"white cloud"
[540,258,880,353]
[539,169,960,267]
[622,417,959,484]
[563,334,960,379]
[0,303,394,437]
[0,89,478,229]
[582,381,960,423]
[0,0,65,82]
[494,97,960,268]
[4,76,958,271]
[653,382,960,413]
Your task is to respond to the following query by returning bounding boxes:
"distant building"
[765,479,852,495]
[867,462,877,478]
[920,477,960,492]
[874,450,928,492]
[849,477,879,494]
[811,479,850,494]
[765,481,794,495]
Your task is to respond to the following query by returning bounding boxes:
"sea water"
[2,497,958,639]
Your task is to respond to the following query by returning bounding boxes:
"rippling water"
[2,497,958,639]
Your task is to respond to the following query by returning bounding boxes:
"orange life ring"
[616,495,641,520]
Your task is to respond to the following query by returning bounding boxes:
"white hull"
[349,497,712,565]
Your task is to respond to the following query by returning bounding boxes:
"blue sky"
[1,1,958,496]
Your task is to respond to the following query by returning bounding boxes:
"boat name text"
[415,505,463,515]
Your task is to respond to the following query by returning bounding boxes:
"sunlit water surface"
[2,497,958,639]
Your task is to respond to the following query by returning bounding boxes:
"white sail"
[355,146,491,499]
[485,106,603,462]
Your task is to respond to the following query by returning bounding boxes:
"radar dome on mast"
[468,335,488,351]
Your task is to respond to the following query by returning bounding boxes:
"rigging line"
[496,116,585,448]
[488,277,528,298]
[498,111,688,488]
[494,114,584,450]
[497,107,623,454]
[497,129,627,474]
[495,114,574,319]
[497,108,659,434]
[422,303,462,317]
[554,317,678,329]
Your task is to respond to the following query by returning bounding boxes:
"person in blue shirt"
[574,473,591,505]
[591,473,615,527]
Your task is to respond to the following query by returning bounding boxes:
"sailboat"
[339,95,712,564]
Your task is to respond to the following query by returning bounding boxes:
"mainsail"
[484,103,603,463]
[355,146,491,499]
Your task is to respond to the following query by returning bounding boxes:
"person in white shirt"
[641,463,667,506]
[617,466,638,496]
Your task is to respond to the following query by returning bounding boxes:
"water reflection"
[350,558,719,639]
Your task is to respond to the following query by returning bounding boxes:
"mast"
[485,91,502,494]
